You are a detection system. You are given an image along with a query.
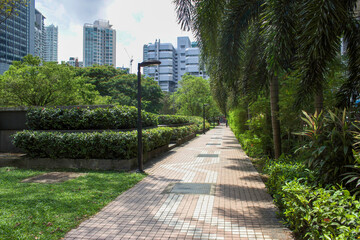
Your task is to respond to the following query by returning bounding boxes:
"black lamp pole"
[137,60,161,173]
[203,103,209,134]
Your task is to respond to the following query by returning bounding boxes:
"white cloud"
[36,0,194,69]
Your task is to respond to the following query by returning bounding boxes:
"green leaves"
[26,106,158,130]
[12,128,174,160]
[297,109,356,184]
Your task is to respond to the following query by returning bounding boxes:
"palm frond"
[218,0,263,84]
[295,0,346,108]
[173,0,195,31]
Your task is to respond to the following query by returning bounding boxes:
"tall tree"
[175,74,217,117]
[0,55,102,106]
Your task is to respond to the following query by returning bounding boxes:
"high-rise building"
[143,39,178,92]
[143,36,207,92]
[67,57,83,67]
[34,9,45,59]
[0,1,35,74]
[44,24,58,62]
[83,20,116,67]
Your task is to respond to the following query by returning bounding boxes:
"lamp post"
[203,103,209,134]
[137,60,161,173]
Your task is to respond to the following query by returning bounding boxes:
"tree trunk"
[314,89,323,115]
[270,75,282,159]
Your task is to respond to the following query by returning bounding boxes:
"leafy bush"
[26,106,158,130]
[12,128,172,159]
[188,116,210,130]
[263,156,316,207]
[264,156,360,239]
[296,110,356,184]
[281,181,360,239]
[157,115,190,125]
[170,125,198,140]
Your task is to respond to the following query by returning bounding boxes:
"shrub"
[26,106,158,130]
[263,156,316,207]
[296,110,356,184]
[12,128,172,159]
[170,125,198,140]
[157,115,190,125]
[281,181,360,239]
[188,116,210,130]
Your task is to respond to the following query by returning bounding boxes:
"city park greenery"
[175,0,360,238]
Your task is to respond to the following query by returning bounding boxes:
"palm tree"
[295,0,360,112]
[174,0,297,158]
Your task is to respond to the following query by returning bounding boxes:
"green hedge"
[26,106,158,130]
[171,124,198,140]
[264,157,360,239]
[157,115,190,125]
[12,128,172,159]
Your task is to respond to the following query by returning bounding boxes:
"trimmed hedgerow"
[170,124,198,140]
[12,128,172,159]
[26,106,158,130]
[263,156,360,239]
[157,115,190,125]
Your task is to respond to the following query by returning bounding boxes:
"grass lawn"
[0,167,145,240]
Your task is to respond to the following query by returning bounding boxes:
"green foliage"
[76,67,163,113]
[170,125,198,140]
[0,55,104,107]
[264,157,360,239]
[175,74,219,117]
[75,64,126,96]
[12,128,173,159]
[0,167,144,240]
[157,115,190,125]
[26,106,158,130]
[281,182,360,239]
[296,110,356,184]
[188,116,210,130]
[263,156,316,207]
[228,100,273,158]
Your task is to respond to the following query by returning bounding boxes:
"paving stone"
[64,124,293,240]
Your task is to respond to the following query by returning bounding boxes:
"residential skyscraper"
[83,20,116,67]
[44,24,58,62]
[0,1,35,74]
[143,36,207,92]
[34,9,45,59]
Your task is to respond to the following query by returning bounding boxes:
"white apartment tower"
[83,20,116,67]
[44,24,58,62]
[143,36,207,92]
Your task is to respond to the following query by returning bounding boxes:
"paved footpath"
[65,125,293,240]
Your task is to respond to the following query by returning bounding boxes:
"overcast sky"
[35,0,194,72]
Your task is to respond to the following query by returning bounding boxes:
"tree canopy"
[0,55,105,106]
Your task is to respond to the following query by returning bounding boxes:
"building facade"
[0,1,35,74]
[44,24,58,62]
[83,20,116,67]
[143,36,207,92]
[34,9,45,59]
[67,57,83,67]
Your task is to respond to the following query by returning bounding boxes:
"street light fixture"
[137,60,161,173]
[203,103,209,134]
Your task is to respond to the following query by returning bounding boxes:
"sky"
[35,0,195,72]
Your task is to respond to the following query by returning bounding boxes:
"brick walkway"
[65,125,293,240]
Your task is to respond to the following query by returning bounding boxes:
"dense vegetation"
[26,106,158,130]
[174,0,360,238]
